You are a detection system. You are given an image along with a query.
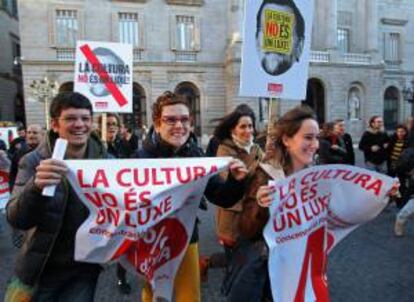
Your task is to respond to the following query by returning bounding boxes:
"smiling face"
[231,116,254,143]
[51,108,92,148]
[155,104,191,149]
[283,118,319,172]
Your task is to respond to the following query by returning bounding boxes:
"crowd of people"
[1,90,413,301]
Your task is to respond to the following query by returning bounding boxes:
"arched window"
[383,86,399,130]
[175,82,201,136]
[123,83,147,129]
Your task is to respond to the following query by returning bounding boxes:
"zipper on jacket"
[33,133,70,285]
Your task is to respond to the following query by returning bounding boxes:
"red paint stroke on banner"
[80,44,128,107]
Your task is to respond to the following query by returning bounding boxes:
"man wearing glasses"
[6,92,109,301]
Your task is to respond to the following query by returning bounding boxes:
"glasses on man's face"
[161,115,191,126]
[107,122,118,127]
[59,115,92,125]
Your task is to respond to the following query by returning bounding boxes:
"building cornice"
[22,60,225,69]
[381,18,408,26]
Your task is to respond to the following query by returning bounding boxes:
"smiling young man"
[6,92,109,301]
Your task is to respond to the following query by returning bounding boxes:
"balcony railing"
[56,48,75,61]
[310,51,373,65]
[310,51,330,63]
[343,53,371,64]
[175,50,197,62]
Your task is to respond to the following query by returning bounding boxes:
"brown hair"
[97,113,121,127]
[152,91,191,126]
[270,105,316,172]
[369,115,381,127]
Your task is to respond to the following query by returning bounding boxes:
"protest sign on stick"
[240,0,314,99]
[74,41,133,113]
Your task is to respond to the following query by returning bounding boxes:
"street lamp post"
[29,77,59,130]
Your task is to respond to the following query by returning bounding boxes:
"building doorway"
[302,78,325,124]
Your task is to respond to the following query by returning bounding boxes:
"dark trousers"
[33,273,98,302]
[223,239,272,302]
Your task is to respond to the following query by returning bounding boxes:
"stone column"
[365,0,378,53]
[325,0,338,50]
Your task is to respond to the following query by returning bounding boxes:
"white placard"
[240,0,314,99]
[74,41,133,113]
[0,127,18,149]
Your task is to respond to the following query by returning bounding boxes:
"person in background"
[9,124,44,191]
[201,105,263,282]
[394,143,414,236]
[8,122,27,161]
[388,124,408,177]
[358,116,390,173]
[119,123,139,158]
[98,113,132,295]
[8,124,44,249]
[333,119,355,165]
[318,122,347,164]
[134,91,248,302]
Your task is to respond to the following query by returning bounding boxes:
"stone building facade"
[0,0,24,123]
[18,0,414,138]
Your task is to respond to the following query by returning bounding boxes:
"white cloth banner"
[0,169,10,210]
[263,165,397,302]
[66,157,231,301]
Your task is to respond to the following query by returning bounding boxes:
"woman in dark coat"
[134,91,248,302]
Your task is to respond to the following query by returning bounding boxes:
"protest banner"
[0,170,10,211]
[74,40,133,113]
[0,127,18,149]
[65,157,231,301]
[240,0,314,99]
[263,164,397,302]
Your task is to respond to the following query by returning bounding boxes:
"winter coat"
[239,161,285,241]
[215,139,263,244]
[318,135,347,164]
[358,128,390,165]
[6,131,108,286]
[134,127,246,243]
[396,147,414,199]
[342,133,355,165]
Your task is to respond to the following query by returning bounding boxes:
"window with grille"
[55,9,78,47]
[337,28,349,53]
[384,32,400,62]
[383,86,399,130]
[118,12,140,47]
[176,15,195,51]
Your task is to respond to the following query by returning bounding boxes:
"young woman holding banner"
[223,105,320,301]
[133,91,248,302]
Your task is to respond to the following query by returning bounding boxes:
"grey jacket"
[6,131,108,285]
